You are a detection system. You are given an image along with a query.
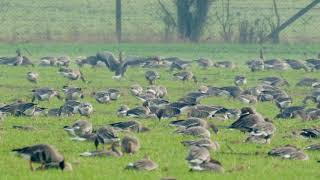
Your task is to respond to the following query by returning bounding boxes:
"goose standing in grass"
[145,70,159,85]
[121,135,140,154]
[63,119,93,141]
[80,142,123,157]
[126,155,158,171]
[109,120,149,133]
[268,145,309,160]
[182,138,220,151]
[31,87,61,102]
[234,75,247,86]
[94,126,119,150]
[92,91,111,103]
[247,49,264,72]
[26,72,39,84]
[155,106,181,120]
[189,159,224,173]
[59,100,93,117]
[229,107,265,132]
[12,144,67,171]
[173,71,197,83]
[0,102,38,116]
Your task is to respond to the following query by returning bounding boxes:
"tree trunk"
[116,0,122,42]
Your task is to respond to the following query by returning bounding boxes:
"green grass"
[0,0,319,42]
[0,43,320,179]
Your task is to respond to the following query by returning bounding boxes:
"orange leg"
[29,160,34,171]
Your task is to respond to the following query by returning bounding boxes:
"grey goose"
[145,70,159,85]
[26,72,39,84]
[189,158,224,173]
[121,135,140,154]
[170,118,218,134]
[62,86,84,101]
[31,87,61,102]
[126,155,158,171]
[12,144,67,171]
[268,145,309,160]
[195,58,213,69]
[63,119,93,141]
[173,71,197,83]
[94,126,119,150]
[229,107,265,132]
[181,138,220,151]
[80,142,123,157]
[109,120,149,133]
[234,75,247,86]
[176,126,211,138]
[186,146,210,166]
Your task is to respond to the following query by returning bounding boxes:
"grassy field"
[0,0,319,42]
[0,43,320,179]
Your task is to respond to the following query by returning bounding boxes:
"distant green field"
[0,43,320,179]
[0,0,319,42]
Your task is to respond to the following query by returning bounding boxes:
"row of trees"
[115,0,320,43]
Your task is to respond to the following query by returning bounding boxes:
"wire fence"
[0,0,319,43]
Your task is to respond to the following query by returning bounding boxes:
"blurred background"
[0,0,319,43]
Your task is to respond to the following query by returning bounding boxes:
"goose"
[62,86,84,101]
[303,88,320,104]
[107,89,121,100]
[181,138,220,151]
[229,107,265,132]
[145,70,159,85]
[246,118,276,143]
[284,59,309,71]
[117,105,130,117]
[300,128,320,138]
[31,88,61,102]
[173,71,197,83]
[264,58,289,70]
[94,126,119,150]
[56,56,70,67]
[234,75,247,86]
[76,56,101,68]
[195,58,213,69]
[60,101,93,117]
[296,78,320,87]
[170,118,218,134]
[121,135,140,154]
[126,101,151,118]
[189,158,224,173]
[92,91,111,103]
[259,76,289,87]
[78,102,93,117]
[126,155,158,171]
[63,119,93,141]
[187,105,225,119]
[268,145,309,160]
[238,94,258,104]
[155,106,181,120]
[247,49,264,72]
[26,72,39,84]
[167,57,191,71]
[0,49,23,66]
[297,108,320,121]
[176,126,211,138]
[109,120,149,133]
[0,102,37,116]
[275,96,292,109]
[219,86,242,98]
[130,84,143,96]
[214,61,235,69]
[39,56,57,66]
[275,106,305,119]
[305,144,320,151]
[186,146,210,166]
[12,144,67,171]
[59,67,86,82]
[80,142,123,157]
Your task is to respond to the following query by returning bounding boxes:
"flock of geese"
[1,49,320,176]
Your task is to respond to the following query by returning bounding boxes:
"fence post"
[116,0,122,42]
